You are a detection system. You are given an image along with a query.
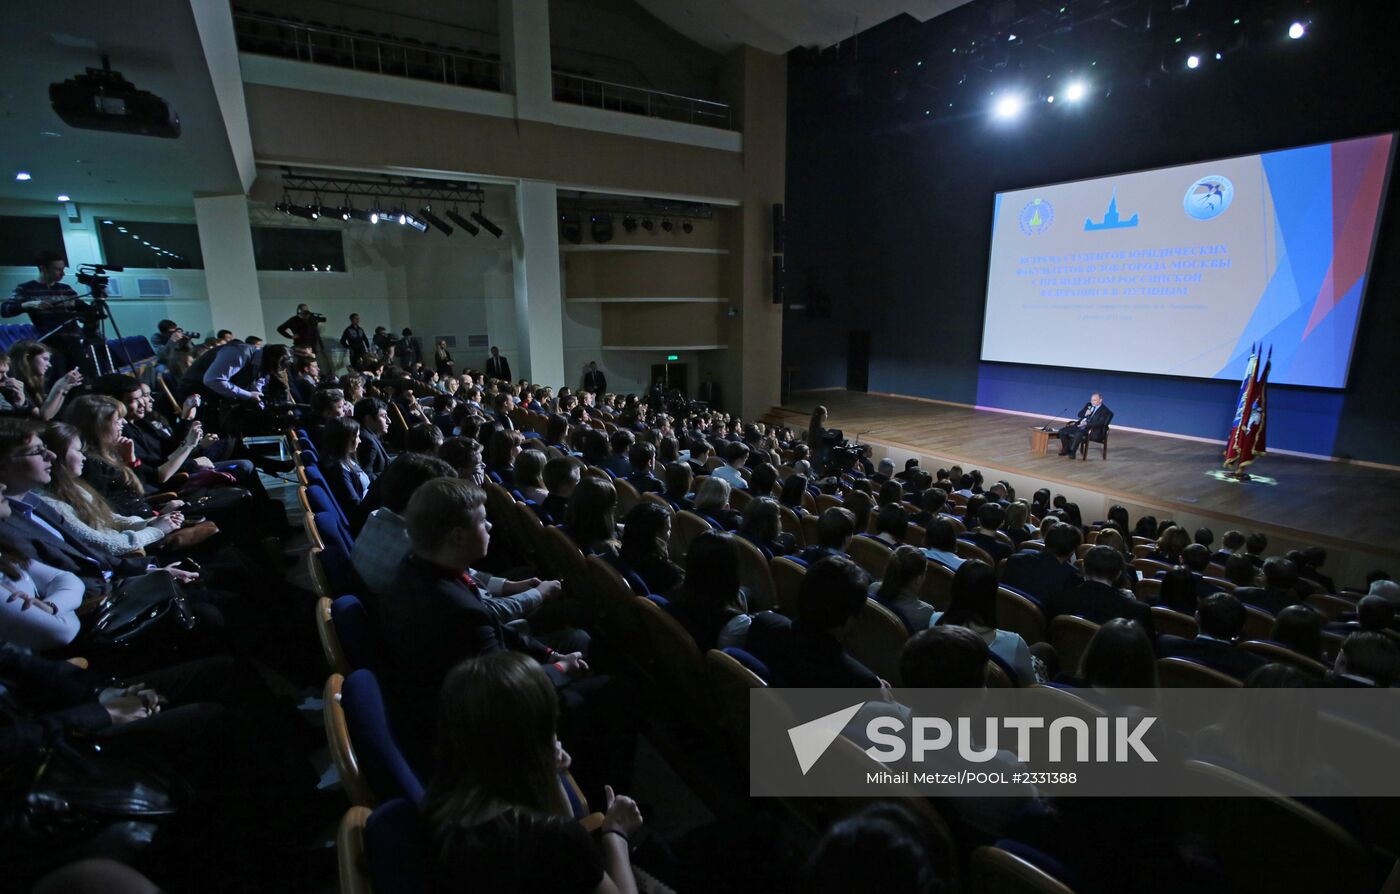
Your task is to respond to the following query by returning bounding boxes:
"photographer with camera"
[153,319,199,375]
[1,250,88,377]
[275,304,324,352]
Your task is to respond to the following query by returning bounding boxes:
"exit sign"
[666,354,679,361]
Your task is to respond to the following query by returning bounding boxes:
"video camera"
[303,309,328,324]
[76,263,123,294]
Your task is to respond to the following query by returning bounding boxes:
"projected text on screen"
[979,133,1393,388]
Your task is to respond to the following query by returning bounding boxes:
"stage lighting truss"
[277,169,493,236]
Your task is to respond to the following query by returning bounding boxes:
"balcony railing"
[233,11,506,92]
[232,11,733,130]
[552,71,732,129]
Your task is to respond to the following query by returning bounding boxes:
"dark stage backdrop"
[782,2,1400,465]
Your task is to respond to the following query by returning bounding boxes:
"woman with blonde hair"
[36,422,183,556]
[425,651,644,894]
[63,394,157,518]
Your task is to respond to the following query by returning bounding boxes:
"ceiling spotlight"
[1288,21,1306,39]
[337,206,351,221]
[15,172,31,181]
[56,194,70,202]
[471,209,503,238]
[681,221,693,234]
[309,204,323,220]
[102,219,113,225]
[992,94,1025,120]
[1046,95,1055,104]
[1065,81,1087,102]
[642,218,655,232]
[1186,54,1201,69]
[117,227,127,232]
[401,213,428,233]
[622,215,638,233]
[560,213,582,244]
[419,205,453,236]
[445,207,479,236]
[348,205,374,223]
[661,218,674,233]
[287,204,317,220]
[591,213,613,243]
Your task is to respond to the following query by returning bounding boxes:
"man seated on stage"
[1058,392,1112,457]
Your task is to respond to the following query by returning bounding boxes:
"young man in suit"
[354,397,393,478]
[625,442,664,494]
[1002,522,1082,602]
[1042,545,1153,633]
[1155,592,1265,680]
[1058,392,1111,457]
[484,345,511,382]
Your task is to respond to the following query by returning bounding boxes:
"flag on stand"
[1224,344,1271,472]
[1223,344,1260,470]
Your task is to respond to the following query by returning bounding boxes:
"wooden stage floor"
[770,390,1400,563]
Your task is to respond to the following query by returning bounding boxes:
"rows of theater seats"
[290,408,1398,894]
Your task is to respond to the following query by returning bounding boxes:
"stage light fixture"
[287,203,317,220]
[1186,54,1201,69]
[337,205,351,221]
[681,221,693,234]
[15,172,31,181]
[369,209,382,224]
[1065,81,1087,102]
[642,218,655,232]
[1046,95,1055,103]
[622,215,638,233]
[274,202,291,215]
[560,213,582,244]
[992,94,1025,120]
[471,210,503,238]
[419,205,453,235]
[446,207,479,236]
[402,213,428,233]
[590,213,613,243]
[662,219,674,233]
[56,194,70,202]
[348,205,374,223]
[1288,21,1306,39]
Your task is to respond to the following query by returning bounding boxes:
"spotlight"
[1046,95,1055,104]
[560,213,582,244]
[1186,54,1201,69]
[681,221,693,234]
[348,205,375,223]
[471,209,503,238]
[287,204,317,220]
[399,212,428,232]
[419,205,453,235]
[992,94,1025,120]
[369,209,382,224]
[337,206,352,221]
[622,215,637,233]
[590,213,613,243]
[1065,81,1087,102]
[1288,21,1306,39]
[642,218,655,232]
[15,172,31,181]
[275,202,291,215]
[56,194,70,202]
[445,208,479,236]
[308,204,323,220]
[661,218,673,233]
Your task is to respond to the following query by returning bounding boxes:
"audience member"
[930,559,1035,684]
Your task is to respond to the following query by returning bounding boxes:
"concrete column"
[510,179,565,387]
[193,195,267,339]
[499,0,554,122]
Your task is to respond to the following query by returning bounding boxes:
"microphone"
[1040,408,1069,432]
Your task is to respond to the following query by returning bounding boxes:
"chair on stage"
[1077,411,1113,460]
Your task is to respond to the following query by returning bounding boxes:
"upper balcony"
[232,8,736,143]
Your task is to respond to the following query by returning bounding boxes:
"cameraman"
[1,250,85,376]
[275,303,323,351]
[153,319,198,374]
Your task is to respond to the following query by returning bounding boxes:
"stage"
[769,390,1400,576]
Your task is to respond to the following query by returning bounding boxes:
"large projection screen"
[979,133,1394,388]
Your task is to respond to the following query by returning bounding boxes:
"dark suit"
[626,471,664,495]
[0,496,147,593]
[318,459,368,513]
[746,613,881,688]
[967,531,1012,563]
[485,354,511,382]
[582,368,607,395]
[1042,578,1154,634]
[1058,402,1112,456]
[1156,634,1265,680]
[1002,550,1082,604]
[1232,585,1298,616]
[357,430,391,478]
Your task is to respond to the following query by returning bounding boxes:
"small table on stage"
[1030,428,1061,456]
